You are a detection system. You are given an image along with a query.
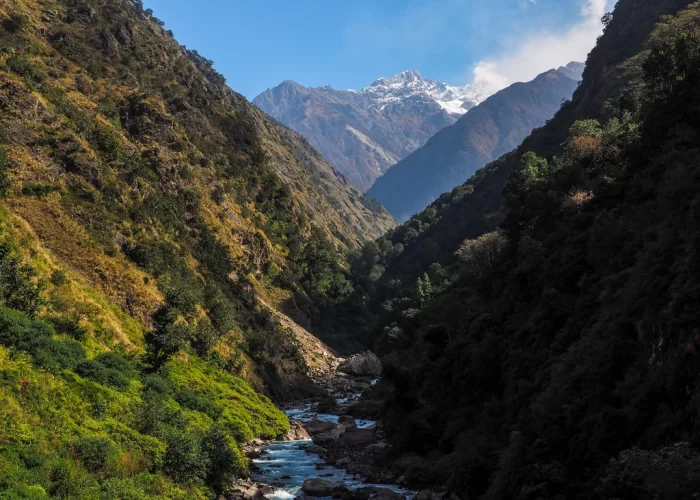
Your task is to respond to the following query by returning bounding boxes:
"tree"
[416,273,432,305]
[456,230,508,280]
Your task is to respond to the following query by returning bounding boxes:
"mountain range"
[253,71,492,190]
[369,62,584,220]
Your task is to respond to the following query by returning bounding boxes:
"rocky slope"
[368,63,583,220]
[253,71,492,190]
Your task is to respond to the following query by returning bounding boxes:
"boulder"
[301,479,349,497]
[304,419,338,435]
[367,441,391,454]
[284,420,311,441]
[337,429,375,445]
[371,488,405,500]
[305,444,327,455]
[312,427,344,445]
[228,480,264,500]
[259,485,275,495]
[336,457,353,467]
[337,352,382,378]
[338,415,357,430]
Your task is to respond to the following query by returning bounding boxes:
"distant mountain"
[368,62,584,220]
[253,71,492,190]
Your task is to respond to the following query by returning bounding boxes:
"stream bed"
[252,404,412,500]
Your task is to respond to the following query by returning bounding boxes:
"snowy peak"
[369,69,425,88]
[362,69,492,116]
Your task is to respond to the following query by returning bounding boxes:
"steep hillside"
[338,0,700,498]
[368,63,583,221]
[253,71,491,191]
[0,0,380,497]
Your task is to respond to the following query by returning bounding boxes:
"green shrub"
[0,243,45,317]
[50,270,67,287]
[175,390,222,420]
[21,183,58,198]
[162,432,208,484]
[49,316,87,341]
[201,425,241,493]
[74,437,116,473]
[5,54,43,84]
[3,13,29,34]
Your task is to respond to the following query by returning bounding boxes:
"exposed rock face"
[253,72,492,191]
[301,479,349,497]
[368,63,584,221]
[337,352,382,378]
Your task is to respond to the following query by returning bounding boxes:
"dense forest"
[337,1,700,497]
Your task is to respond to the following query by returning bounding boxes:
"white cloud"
[471,0,617,94]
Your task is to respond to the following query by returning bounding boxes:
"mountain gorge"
[3,0,700,498]
[253,71,492,190]
[368,62,584,220]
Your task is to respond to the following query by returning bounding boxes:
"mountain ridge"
[368,63,583,220]
[253,70,493,190]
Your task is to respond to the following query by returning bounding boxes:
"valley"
[1,0,700,499]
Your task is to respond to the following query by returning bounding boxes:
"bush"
[162,432,208,484]
[202,425,241,493]
[5,54,43,84]
[175,390,222,420]
[74,437,116,473]
[50,270,67,287]
[21,183,58,198]
[0,243,45,317]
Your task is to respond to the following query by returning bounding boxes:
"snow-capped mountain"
[362,69,492,116]
[253,65,582,191]
[253,71,494,190]
[369,63,585,220]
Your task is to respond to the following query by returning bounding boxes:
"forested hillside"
[0,0,393,497]
[336,0,700,497]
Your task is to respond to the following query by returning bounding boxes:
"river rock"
[336,456,352,467]
[228,480,264,500]
[312,427,344,445]
[337,351,382,378]
[284,419,312,441]
[367,441,391,453]
[337,428,375,444]
[305,419,338,435]
[305,444,327,454]
[301,479,349,497]
[338,415,357,429]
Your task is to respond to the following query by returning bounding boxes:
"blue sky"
[142,0,614,99]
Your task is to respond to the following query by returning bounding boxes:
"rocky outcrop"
[337,352,382,378]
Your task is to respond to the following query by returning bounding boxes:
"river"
[252,400,412,500]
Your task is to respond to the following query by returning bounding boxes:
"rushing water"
[252,401,411,500]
